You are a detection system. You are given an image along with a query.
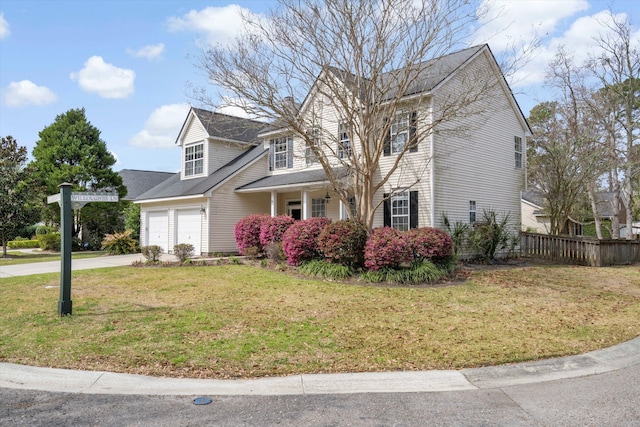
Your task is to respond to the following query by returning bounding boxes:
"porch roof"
[236,168,347,192]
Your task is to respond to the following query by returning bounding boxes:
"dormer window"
[185,143,204,176]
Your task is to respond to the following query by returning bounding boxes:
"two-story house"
[136,44,530,255]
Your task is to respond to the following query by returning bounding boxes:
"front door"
[287,201,301,220]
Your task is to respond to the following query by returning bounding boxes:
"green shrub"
[102,230,138,255]
[442,214,470,257]
[299,259,355,280]
[174,243,195,263]
[361,260,452,285]
[7,239,40,249]
[141,245,163,262]
[37,233,61,251]
[468,210,515,262]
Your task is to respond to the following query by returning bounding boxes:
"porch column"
[270,191,277,217]
[302,190,309,220]
[339,199,345,220]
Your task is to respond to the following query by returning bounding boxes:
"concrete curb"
[1,336,638,396]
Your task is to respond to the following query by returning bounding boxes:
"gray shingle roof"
[237,168,347,191]
[185,108,270,144]
[136,144,267,201]
[118,169,174,200]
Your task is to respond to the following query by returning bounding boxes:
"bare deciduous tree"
[194,0,521,229]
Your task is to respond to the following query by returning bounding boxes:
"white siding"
[207,141,247,175]
[431,52,526,232]
[522,200,550,233]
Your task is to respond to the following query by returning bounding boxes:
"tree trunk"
[587,186,603,239]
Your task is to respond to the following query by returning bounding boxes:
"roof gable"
[175,107,271,146]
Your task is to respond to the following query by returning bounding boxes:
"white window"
[469,200,477,223]
[515,136,523,169]
[391,113,409,154]
[311,198,326,217]
[185,144,204,176]
[391,191,409,231]
[338,122,351,158]
[273,137,290,170]
[306,128,319,166]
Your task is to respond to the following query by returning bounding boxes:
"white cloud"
[70,56,135,98]
[510,9,640,88]
[475,0,589,53]
[127,43,165,60]
[0,12,9,40]
[129,103,191,148]
[167,5,261,45]
[3,80,57,107]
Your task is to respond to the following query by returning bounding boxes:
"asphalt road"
[2,363,639,426]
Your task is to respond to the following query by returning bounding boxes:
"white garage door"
[176,209,202,255]
[147,211,169,252]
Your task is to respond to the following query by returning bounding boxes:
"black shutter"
[269,140,274,171]
[383,119,391,156]
[409,191,418,229]
[383,193,391,227]
[409,111,418,153]
[287,137,293,168]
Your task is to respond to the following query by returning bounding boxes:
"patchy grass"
[0,263,639,379]
[0,251,106,265]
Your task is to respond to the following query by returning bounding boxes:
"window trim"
[390,113,409,155]
[391,191,410,231]
[338,122,351,159]
[311,197,326,217]
[469,200,477,223]
[270,136,292,170]
[184,143,204,177]
[515,136,523,169]
[305,129,320,166]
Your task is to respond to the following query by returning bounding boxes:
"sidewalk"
[0,252,178,278]
[1,336,639,395]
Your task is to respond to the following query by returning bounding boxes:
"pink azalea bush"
[364,227,413,271]
[317,219,368,266]
[234,213,269,255]
[259,215,295,247]
[282,217,332,266]
[407,227,453,261]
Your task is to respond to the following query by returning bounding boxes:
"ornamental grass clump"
[317,219,368,267]
[101,230,137,255]
[363,227,412,271]
[234,214,269,255]
[282,217,331,266]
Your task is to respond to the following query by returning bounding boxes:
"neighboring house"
[521,189,628,236]
[118,169,174,201]
[136,44,530,255]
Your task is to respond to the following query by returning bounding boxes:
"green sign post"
[47,184,119,316]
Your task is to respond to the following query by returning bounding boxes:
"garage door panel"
[147,211,168,252]
[176,209,201,255]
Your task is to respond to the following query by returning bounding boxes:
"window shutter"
[269,140,274,171]
[287,137,293,168]
[383,119,391,156]
[383,193,391,227]
[409,111,418,153]
[409,191,418,229]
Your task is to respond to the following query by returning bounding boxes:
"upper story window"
[311,198,326,217]
[306,128,320,166]
[184,143,204,177]
[391,191,410,231]
[384,111,417,156]
[270,136,293,170]
[338,122,351,158]
[514,136,523,169]
[391,113,409,154]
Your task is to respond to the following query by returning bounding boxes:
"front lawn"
[1,263,639,379]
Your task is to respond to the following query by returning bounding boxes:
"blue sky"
[1,0,638,173]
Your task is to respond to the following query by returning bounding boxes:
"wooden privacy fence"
[520,232,640,267]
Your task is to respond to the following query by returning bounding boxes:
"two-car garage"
[145,208,202,255]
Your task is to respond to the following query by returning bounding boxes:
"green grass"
[1,263,639,379]
[0,251,106,265]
